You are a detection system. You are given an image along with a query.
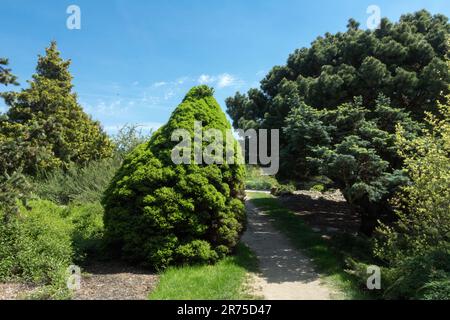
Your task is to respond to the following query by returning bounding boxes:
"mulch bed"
[74,261,159,300]
[1,261,159,300]
[0,283,37,300]
[278,190,360,235]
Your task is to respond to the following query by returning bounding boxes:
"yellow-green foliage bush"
[375,99,450,299]
[102,86,246,269]
[0,198,106,299]
[65,202,105,259]
[0,200,73,286]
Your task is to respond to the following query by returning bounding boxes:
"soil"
[0,283,37,300]
[280,190,360,235]
[73,261,159,300]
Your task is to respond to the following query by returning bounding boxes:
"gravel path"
[242,199,337,300]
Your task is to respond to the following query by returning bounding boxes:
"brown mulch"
[278,190,360,235]
[74,261,159,300]
[0,283,37,300]
[1,261,158,300]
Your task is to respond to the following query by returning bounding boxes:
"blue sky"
[1,0,449,134]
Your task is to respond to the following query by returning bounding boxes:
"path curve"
[242,199,336,300]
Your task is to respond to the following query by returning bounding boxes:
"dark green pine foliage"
[102,86,246,269]
[0,58,18,86]
[0,58,29,221]
[227,10,449,131]
[284,95,421,235]
[0,42,113,175]
[226,10,448,235]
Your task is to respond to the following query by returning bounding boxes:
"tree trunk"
[354,196,383,237]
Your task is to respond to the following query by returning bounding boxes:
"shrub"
[65,202,105,259]
[245,166,279,190]
[103,86,246,269]
[310,184,325,193]
[33,124,150,206]
[0,200,73,288]
[226,10,449,235]
[271,183,296,196]
[112,124,151,158]
[34,157,122,205]
[374,99,450,299]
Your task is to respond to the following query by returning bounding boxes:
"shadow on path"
[242,201,335,300]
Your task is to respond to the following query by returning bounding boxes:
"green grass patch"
[149,243,260,300]
[245,166,278,191]
[247,191,376,300]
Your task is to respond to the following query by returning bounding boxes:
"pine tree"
[0,58,18,86]
[226,10,449,235]
[1,42,113,174]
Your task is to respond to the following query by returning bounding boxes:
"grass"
[149,243,260,300]
[247,191,376,300]
[244,165,279,191]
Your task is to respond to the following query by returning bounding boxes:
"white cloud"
[198,74,215,84]
[197,73,243,89]
[164,89,175,100]
[176,76,192,85]
[153,77,194,88]
[83,99,127,117]
[217,73,236,88]
[153,81,167,87]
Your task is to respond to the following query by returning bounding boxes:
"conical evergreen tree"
[2,42,113,174]
[103,86,246,269]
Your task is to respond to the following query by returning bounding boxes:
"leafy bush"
[0,200,73,289]
[271,183,296,196]
[34,157,122,205]
[112,124,151,158]
[64,202,105,259]
[310,184,325,192]
[103,86,246,269]
[0,198,106,298]
[374,100,450,299]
